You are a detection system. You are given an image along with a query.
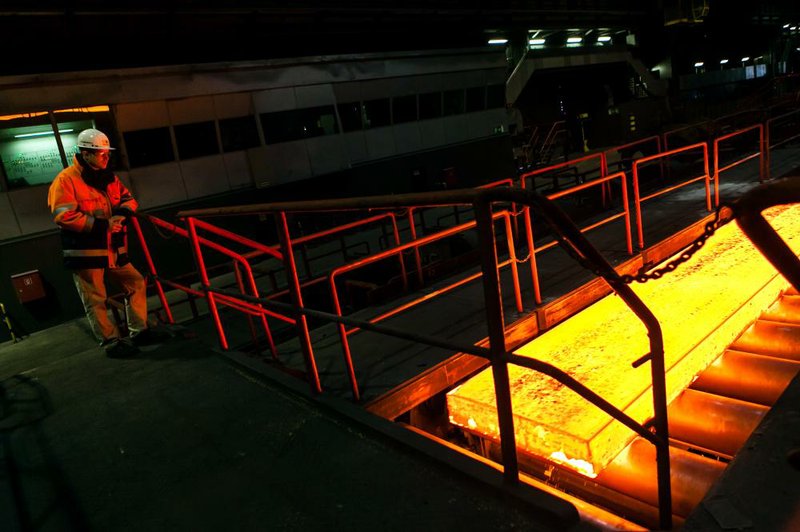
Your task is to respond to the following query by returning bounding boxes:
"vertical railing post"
[702,141,712,212]
[407,208,425,286]
[712,137,721,208]
[519,178,542,305]
[473,195,519,486]
[130,216,174,324]
[763,118,771,182]
[185,217,228,350]
[758,123,765,183]
[632,161,645,250]
[389,214,409,291]
[275,211,322,394]
[233,261,260,354]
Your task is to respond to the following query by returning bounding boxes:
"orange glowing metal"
[448,205,800,476]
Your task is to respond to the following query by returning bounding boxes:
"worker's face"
[84,149,110,170]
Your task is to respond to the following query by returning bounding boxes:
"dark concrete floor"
[0,319,581,532]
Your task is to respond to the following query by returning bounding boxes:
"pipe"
[596,437,725,518]
[667,388,768,457]
[731,319,800,360]
[485,441,685,531]
[691,349,800,406]
[760,295,800,324]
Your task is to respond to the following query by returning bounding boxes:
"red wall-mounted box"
[11,270,46,303]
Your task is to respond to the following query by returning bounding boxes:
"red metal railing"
[518,163,629,303]
[765,108,800,180]
[712,124,764,205]
[176,186,675,529]
[405,178,516,285]
[603,135,662,177]
[631,142,711,249]
[329,209,522,400]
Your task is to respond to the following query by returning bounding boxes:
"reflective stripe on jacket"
[47,155,138,269]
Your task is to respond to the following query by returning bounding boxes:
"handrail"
[329,209,522,401]
[516,152,608,304]
[134,213,285,354]
[544,170,633,255]
[603,135,662,176]
[764,108,800,180]
[178,186,673,529]
[712,124,764,205]
[519,151,607,190]
[631,141,711,249]
[406,177,515,285]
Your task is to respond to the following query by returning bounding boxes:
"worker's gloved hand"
[109,215,127,233]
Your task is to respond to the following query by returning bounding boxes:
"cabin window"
[392,95,417,124]
[487,83,506,108]
[418,92,442,120]
[337,102,363,132]
[0,105,118,189]
[219,115,261,152]
[465,86,487,112]
[443,89,465,116]
[363,98,391,129]
[123,127,175,168]
[174,121,219,160]
[261,105,339,144]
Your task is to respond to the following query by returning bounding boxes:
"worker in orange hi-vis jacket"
[47,128,169,358]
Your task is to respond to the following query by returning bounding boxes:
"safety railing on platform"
[765,108,800,180]
[518,154,634,303]
[131,210,406,355]
[176,187,674,529]
[330,208,522,400]
[712,124,765,205]
[631,142,712,249]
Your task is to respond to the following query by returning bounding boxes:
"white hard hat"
[76,128,115,150]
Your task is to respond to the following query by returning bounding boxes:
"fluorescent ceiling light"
[14,128,74,139]
[694,62,704,67]
[784,23,791,28]
[529,38,546,45]
[597,36,612,42]
[566,37,583,43]
[488,38,508,45]
[741,56,750,62]
[719,59,729,64]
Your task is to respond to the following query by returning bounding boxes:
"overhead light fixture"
[719,58,729,64]
[529,38,546,45]
[741,56,750,62]
[694,62,704,67]
[597,36,612,42]
[566,37,583,43]
[784,23,791,28]
[792,26,798,31]
[487,38,508,45]
[14,128,74,139]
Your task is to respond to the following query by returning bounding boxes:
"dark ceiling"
[2,1,799,76]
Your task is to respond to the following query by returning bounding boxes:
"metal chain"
[550,203,735,285]
[620,203,735,284]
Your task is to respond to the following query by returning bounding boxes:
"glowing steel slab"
[448,205,800,476]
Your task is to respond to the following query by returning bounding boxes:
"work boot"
[131,327,172,347]
[104,338,140,358]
